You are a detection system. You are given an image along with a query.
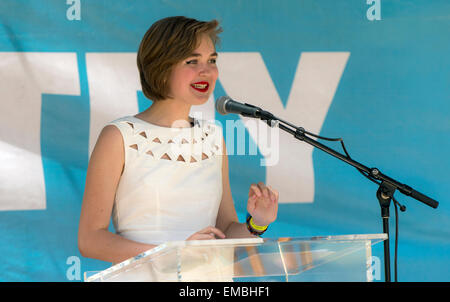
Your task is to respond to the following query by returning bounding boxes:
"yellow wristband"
[250,217,268,231]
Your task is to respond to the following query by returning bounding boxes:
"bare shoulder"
[93,124,123,153]
[89,124,125,176]
[97,124,123,146]
[80,124,125,234]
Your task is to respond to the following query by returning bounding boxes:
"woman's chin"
[190,93,213,105]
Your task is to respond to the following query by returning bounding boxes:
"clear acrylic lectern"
[84,234,387,282]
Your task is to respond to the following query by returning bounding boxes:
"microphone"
[215,96,276,124]
[215,96,262,117]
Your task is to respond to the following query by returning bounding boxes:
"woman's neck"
[136,99,193,128]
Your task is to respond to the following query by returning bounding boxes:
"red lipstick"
[191,81,209,93]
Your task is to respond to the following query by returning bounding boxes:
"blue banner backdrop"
[0,0,449,281]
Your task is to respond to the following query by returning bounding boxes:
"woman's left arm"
[215,137,279,238]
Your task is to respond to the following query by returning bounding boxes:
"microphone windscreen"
[215,96,231,115]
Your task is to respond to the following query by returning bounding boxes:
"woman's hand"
[186,226,226,240]
[247,182,279,226]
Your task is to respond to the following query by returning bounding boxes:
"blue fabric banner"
[0,0,449,281]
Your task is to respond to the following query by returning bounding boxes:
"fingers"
[249,183,262,198]
[267,185,279,203]
[250,182,279,203]
[247,182,279,225]
[257,182,270,199]
[191,234,216,240]
[187,226,226,241]
[200,226,226,239]
[247,193,256,212]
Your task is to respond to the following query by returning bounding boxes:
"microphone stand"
[245,106,439,282]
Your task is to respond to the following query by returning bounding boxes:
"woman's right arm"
[78,125,157,264]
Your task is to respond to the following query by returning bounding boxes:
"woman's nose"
[198,63,214,76]
[198,67,209,76]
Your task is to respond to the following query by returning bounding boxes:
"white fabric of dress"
[107,115,224,246]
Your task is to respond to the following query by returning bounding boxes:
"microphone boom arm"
[259,113,439,209]
[253,111,439,282]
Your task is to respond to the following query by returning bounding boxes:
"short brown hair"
[137,16,222,101]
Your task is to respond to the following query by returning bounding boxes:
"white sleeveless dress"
[103,116,236,281]
[107,115,224,246]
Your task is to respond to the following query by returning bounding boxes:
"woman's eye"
[186,58,217,64]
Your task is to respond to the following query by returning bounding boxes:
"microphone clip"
[242,103,276,126]
[239,103,262,118]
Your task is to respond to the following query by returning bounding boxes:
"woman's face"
[168,34,219,106]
